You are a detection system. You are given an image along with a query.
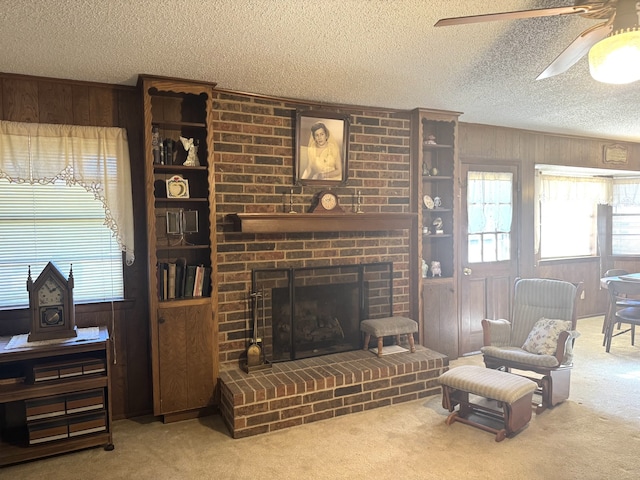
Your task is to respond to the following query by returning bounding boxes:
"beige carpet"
[5,316,640,480]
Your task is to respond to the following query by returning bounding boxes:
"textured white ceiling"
[1,1,638,142]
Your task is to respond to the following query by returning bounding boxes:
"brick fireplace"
[219,346,448,438]
[252,262,393,362]
[218,261,448,438]
[212,91,427,437]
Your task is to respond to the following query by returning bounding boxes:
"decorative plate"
[423,195,435,209]
[166,175,189,198]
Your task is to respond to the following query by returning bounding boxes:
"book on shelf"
[156,262,170,300]
[167,262,176,299]
[183,265,197,298]
[156,263,162,300]
[202,267,212,297]
[193,265,205,297]
[176,257,187,298]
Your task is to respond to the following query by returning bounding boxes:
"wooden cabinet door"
[422,281,458,359]
[157,302,214,414]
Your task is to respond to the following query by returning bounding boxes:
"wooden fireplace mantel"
[230,212,416,233]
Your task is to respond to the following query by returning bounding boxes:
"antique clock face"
[38,278,63,306]
[321,192,338,210]
[310,191,344,213]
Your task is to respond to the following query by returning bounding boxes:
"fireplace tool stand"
[243,289,272,373]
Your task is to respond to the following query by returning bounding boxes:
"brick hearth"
[219,346,448,438]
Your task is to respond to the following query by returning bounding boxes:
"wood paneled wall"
[2,71,639,418]
[459,122,640,318]
[0,73,151,419]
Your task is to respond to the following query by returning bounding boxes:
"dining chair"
[602,269,630,334]
[604,280,640,353]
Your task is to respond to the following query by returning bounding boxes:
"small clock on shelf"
[309,190,345,214]
[27,262,77,342]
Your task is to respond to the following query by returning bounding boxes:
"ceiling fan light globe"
[588,29,640,84]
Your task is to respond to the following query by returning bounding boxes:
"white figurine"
[180,136,199,166]
[430,261,442,277]
[433,217,444,234]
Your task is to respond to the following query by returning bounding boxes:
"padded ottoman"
[360,316,417,357]
[438,365,537,442]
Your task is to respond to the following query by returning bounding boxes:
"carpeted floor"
[4,316,640,479]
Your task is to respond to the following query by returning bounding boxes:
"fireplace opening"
[251,262,393,362]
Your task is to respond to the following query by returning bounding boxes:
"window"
[0,121,134,309]
[612,179,640,255]
[537,173,609,258]
[536,166,640,259]
[467,171,513,263]
[0,179,124,308]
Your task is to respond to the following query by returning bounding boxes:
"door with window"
[459,164,519,355]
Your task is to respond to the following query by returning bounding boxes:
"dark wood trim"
[230,212,416,233]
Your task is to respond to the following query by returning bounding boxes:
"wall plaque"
[603,144,628,165]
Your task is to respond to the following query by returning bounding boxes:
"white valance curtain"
[0,120,135,264]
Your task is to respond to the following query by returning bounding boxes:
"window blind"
[0,178,123,309]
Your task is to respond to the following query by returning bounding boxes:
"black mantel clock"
[27,261,77,342]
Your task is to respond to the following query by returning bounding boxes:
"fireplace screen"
[251,262,393,362]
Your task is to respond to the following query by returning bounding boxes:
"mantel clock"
[27,262,77,342]
[309,190,345,214]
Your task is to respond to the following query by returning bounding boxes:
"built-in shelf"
[422,175,453,181]
[230,212,416,233]
[423,143,453,150]
[422,276,454,284]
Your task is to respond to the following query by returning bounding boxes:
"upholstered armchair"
[481,278,583,413]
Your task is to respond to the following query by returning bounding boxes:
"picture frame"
[295,110,350,186]
[166,210,181,234]
[166,209,199,235]
[166,174,189,198]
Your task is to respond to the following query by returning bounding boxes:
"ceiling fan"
[435,0,640,83]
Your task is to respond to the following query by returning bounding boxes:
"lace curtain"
[0,120,135,264]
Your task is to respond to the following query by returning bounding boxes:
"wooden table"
[600,272,640,288]
[600,273,640,352]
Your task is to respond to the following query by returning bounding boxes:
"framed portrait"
[295,110,350,186]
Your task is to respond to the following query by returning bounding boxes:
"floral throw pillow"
[522,318,573,356]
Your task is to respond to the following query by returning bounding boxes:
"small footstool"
[438,365,537,442]
[360,316,417,357]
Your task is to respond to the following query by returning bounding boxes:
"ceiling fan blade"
[434,4,604,27]
[536,22,613,80]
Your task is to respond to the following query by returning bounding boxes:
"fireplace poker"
[246,291,263,368]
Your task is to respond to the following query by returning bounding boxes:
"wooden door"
[422,281,458,358]
[157,302,215,415]
[459,163,519,355]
